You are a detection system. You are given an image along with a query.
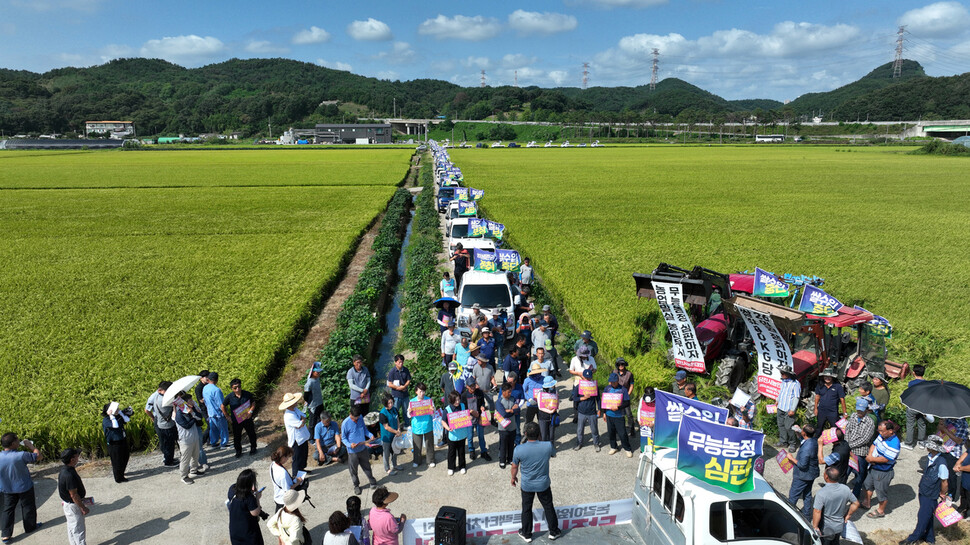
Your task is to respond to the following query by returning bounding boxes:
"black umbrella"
[433,297,459,309]
[900,380,970,419]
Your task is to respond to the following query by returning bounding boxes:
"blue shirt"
[304,377,323,410]
[0,450,38,493]
[523,376,544,405]
[445,403,471,442]
[502,354,518,374]
[202,383,226,420]
[513,440,556,492]
[928,453,950,481]
[341,416,373,453]
[455,343,473,368]
[604,385,629,418]
[409,396,434,435]
[777,378,801,413]
[814,382,845,412]
[380,407,399,442]
[477,337,497,366]
[313,421,340,446]
[871,434,901,471]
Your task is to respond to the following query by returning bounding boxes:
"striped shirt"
[943,418,969,457]
[870,434,900,471]
[777,378,801,413]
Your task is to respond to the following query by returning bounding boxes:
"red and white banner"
[653,282,705,373]
[734,304,792,400]
[402,499,633,545]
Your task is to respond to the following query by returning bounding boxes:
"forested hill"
[0,57,967,136]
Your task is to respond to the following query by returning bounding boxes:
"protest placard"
[936,501,963,527]
[776,449,794,473]
[479,410,491,426]
[447,409,472,430]
[494,411,511,429]
[601,392,623,411]
[819,428,838,445]
[539,392,559,412]
[579,380,598,397]
[638,400,655,427]
[233,400,253,423]
[766,404,777,414]
[409,399,433,417]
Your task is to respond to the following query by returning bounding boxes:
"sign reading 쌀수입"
[496,249,521,272]
[797,285,843,317]
[676,415,764,493]
[733,303,792,400]
[653,390,730,450]
[752,267,790,298]
[652,281,705,373]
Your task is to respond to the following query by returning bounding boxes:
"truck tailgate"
[473,524,641,545]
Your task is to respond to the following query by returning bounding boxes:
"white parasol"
[162,375,201,407]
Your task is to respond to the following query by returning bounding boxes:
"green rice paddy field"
[0,149,409,451]
[451,145,970,386]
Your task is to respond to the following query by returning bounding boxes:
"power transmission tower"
[582,63,589,89]
[892,26,906,79]
[650,49,660,90]
[514,70,519,88]
[481,70,486,88]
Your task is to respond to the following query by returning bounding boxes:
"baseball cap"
[582,368,594,380]
[854,398,869,411]
[542,305,551,312]
[675,370,687,380]
[581,330,592,339]
[608,372,619,383]
[466,376,478,386]
[447,361,458,371]
[481,327,490,333]
[472,303,481,309]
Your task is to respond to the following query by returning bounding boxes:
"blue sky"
[2,0,970,101]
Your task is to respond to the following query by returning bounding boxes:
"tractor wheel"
[717,354,749,391]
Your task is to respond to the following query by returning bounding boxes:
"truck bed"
[472,524,641,545]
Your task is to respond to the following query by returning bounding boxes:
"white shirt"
[569,356,597,385]
[284,408,311,447]
[270,462,294,506]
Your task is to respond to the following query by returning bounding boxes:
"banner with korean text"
[654,391,729,450]
[497,249,521,272]
[474,249,499,273]
[854,306,893,338]
[734,303,792,400]
[455,188,470,201]
[470,188,485,200]
[468,218,488,237]
[653,281,705,372]
[753,267,790,298]
[486,220,505,240]
[677,416,763,493]
[798,285,843,317]
[457,200,477,216]
[402,499,633,545]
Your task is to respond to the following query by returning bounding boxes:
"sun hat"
[576,345,591,358]
[372,486,398,506]
[311,361,322,372]
[542,376,557,389]
[925,435,945,452]
[542,305,551,312]
[528,362,545,375]
[615,357,628,368]
[364,412,381,426]
[278,392,302,410]
[282,489,305,510]
[819,367,837,378]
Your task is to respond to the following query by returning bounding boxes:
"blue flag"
[497,249,521,272]
[752,267,790,298]
[473,249,498,273]
[468,218,488,237]
[455,188,470,201]
[654,391,729,450]
[457,200,477,217]
[853,306,893,337]
[798,285,843,317]
[677,416,764,493]
[486,220,504,240]
[470,188,485,201]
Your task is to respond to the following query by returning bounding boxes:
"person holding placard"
[615,359,637,435]
[573,368,602,452]
[523,364,545,425]
[787,424,819,518]
[845,398,876,498]
[442,391,471,475]
[463,377,493,461]
[407,383,436,469]
[569,345,596,422]
[223,378,258,458]
[536,375,559,445]
[602,373,633,457]
[902,435,949,544]
[495,382,521,468]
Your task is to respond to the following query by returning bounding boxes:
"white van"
[456,270,516,339]
[448,218,496,254]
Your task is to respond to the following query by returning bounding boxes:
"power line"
[650,48,659,90]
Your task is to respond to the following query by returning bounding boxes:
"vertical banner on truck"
[653,391,729,450]
[734,304,793,400]
[653,281,705,373]
[677,415,764,493]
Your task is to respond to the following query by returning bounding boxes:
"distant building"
[314,124,391,144]
[85,121,135,138]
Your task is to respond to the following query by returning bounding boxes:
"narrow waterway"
[373,195,416,381]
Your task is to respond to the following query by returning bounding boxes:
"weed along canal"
[373,194,417,380]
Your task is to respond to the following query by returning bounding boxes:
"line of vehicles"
[437,139,605,149]
[431,142,829,545]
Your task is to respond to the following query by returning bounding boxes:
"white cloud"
[508,10,577,35]
[501,54,538,68]
[418,15,502,41]
[376,70,399,81]
[581,0,667,7]
[347,18,392,41]
[292,26,332,45]
[899,2,970,38]
[462,56,493,70]
[317,59,353,72]
[139,35,226,64]
[374,41,416,64]
[99,43,134,63]
[245,40,288,55]
[547,70,569,85]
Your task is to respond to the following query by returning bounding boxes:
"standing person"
[937,417,968,504]
[812,468,859,545]
[279,393,311,475]
[440,361,459,406]
[347,355,372,415]
[269,446,304,513]
[450,243,470,289]
[902,435,949,545]
[522,364,545,425]
[956,439,970,517]
[102,402,131,483]
[573,368,602,452]
[904,365,928,449]
[870,372,890,422]
[495,382,522,468]
[203,372,230,449]
[502,346,521,385]
[195,370,210,423]
[174,391,204,484]
[573,330,598,358]
[324,511,360,545]
[518,257,533,295]
[476,331,497,379]
[530,321,551,359]
[369,487,406,545]
[343,405,379,496]
[267,489,309,545]
[440,319,461,366]
[304,363,324,434]
[473,353,497,394]
[386,355,412,424]
[824,429,851,483]
[568,346,596,422]
[440,271,456,299]
[862,420,901,518]
[813,368,846,438]
[0,433,42,541]
[378,396,402,476]
[536,375,559,445]
[730,397,757,431]
[774,366,801,450]
[506,372,526,445]
[516,317,534,357]
[671,370,687,397]
[454,336,474,376]
[228,469,267,545]
[541,306,559,349]
[313,412,345,466]
[437,301,457,333]
[407,383,436,469]
[464,377,493,461]
[58,448,87,545]
[603,373,633,457]
[511,422,561,542]
[223,378,258,457]
[615,358,637,434]
[786,424,819,519]
[487,310,506,363]
[845,399,877,497]
[146,380,178,467]
[442,391,471,476]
